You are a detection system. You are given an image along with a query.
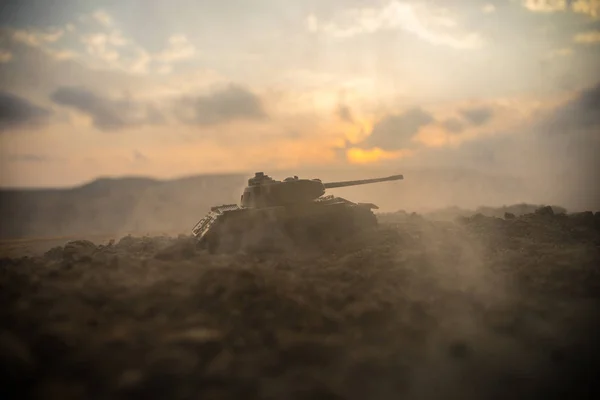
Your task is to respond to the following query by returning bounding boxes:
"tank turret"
[240,172,403,208]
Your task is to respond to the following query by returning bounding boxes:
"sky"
[0,0,599,188]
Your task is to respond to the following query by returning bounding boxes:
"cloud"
[347,96,548,165]
[75,10,197,74]
[358,108,434,150]
[80,32,126,65]
[0,40,150,99]
[337,104,354,123]
[398,85,600,203]
[10,28,64,47]
[79,29,196,74]
[3,27,75,61]
[50,86,164,131]
[411,124,452,147]
[537,83,600,202]
[0,49,13,63]
[459,106,494,126]
[545,47,574,58]
[522,0,568,12]
[573,30,600,43]
[78,28,196,75]
[175,84,266,126]
[307,14,319,33]
[306,1,484,49]
[406,81,600,208]
[0,91,51,131]
[2,9,197,75]
[539,81,600,133]
[521,0,600,17]
[154,35,196,63]
[482,4,497,13]
[75,10,155,75]
[0,49,13,64]
[441,118,465,133]
[92,10,114,28]
[346,147,413,164]
[571,0,600,17]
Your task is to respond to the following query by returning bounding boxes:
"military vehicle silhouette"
[192,172,404,253]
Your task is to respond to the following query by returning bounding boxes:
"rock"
[569,211,595,227]
[408,212,424,221]
[472,213,487,221]
[154,239,197,261]
[44,246,64,260]
[116,235,173,254]
[504,212,516,220]
[62,240,97,262]
[535,206,554,216]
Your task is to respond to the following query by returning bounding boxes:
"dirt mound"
[389,203,571,222]
[1,212,599,399]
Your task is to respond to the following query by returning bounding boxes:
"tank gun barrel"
[323,174,403,189]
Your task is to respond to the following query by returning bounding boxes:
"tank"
[192,172,404,253]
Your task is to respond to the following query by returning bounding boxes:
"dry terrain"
[1,208,599,399]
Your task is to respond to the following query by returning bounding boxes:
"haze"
[1,0,599,210]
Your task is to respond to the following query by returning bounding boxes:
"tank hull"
[192,196,378,253]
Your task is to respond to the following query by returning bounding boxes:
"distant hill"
[0,167,591,240]
[0,174,247,239]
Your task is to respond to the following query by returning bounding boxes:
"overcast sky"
[0,0,598,187]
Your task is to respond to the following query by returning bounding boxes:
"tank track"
[191,204,241,242]
[192,197,378,254]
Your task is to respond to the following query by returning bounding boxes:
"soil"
[1,210,599,400]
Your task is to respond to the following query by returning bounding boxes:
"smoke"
[395,218,508,398]
[371,211,593,399]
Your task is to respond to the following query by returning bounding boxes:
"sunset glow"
[0,0,599,187]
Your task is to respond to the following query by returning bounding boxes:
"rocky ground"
[1,208,600,400]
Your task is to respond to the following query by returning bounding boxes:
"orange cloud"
[412,125,454,147]
[571,0,600,17]
[343,115,374,144]
[522,0,600,17]
[345,147,413,164]
[574,30,600,43]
